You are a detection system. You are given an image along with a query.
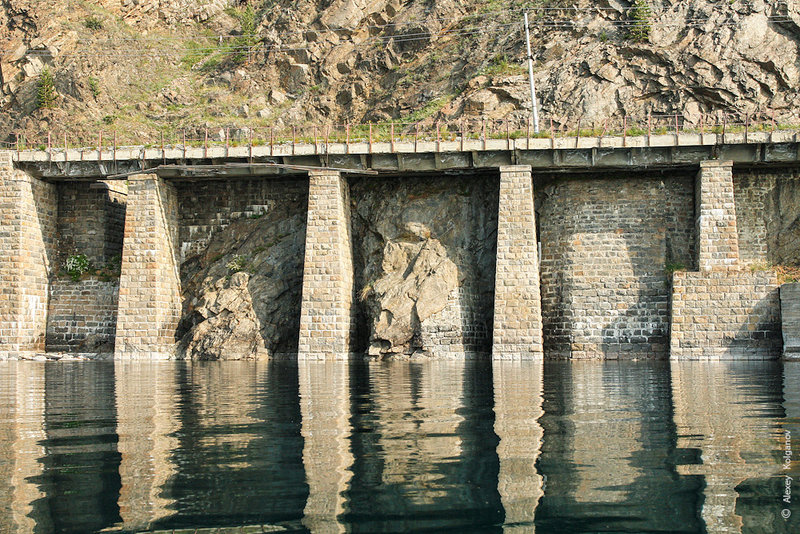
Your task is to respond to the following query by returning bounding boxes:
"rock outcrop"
[176,201,306,360]
[350,175,498,358]
[2,0,800,143]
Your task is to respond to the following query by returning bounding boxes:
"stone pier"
[670,161,782,359]
[781,283,800,360]
[695,161,740,271]
[0,152,57,358]
[297,170,357,359]
[492,165,544,359]
[114,174,181,359]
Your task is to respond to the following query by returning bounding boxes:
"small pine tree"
[628,0,652,43]
[37,67,57,109]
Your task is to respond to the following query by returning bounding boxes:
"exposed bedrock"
[350,174,498,358]
[176,191,307,360]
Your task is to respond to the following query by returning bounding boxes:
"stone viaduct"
[0,129,798,360]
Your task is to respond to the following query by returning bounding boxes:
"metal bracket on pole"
[524,11,540,134]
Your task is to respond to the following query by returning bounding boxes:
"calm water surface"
[0,360,797,533]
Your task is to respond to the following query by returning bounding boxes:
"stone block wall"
[781,283,800,360]
[539,174,694,359]
[298,170,357,359]
[56,181,127,266]
[492,165,543,359]
[115,174,181,359]
[177,178,308,262]
[46,278,119,353]
[0,152,57,357]
[669,161,783,360]
[734,168,800,267]
[670,271,781,358]
[696,160,739,271]
[419,286,490,356]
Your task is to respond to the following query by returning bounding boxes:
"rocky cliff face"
[2,0,799,143]
[176,197,307,360]
[350,175,498,357]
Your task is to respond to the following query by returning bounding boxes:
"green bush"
[628,0,652,43]
[84,17,102,30]
[88,76,100,97]
[64,254,90,281]
[37,68,57,109]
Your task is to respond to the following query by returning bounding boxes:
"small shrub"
[102,114,115,125]
[64,254,90,281]
[88,76,100,97]
[627,0,652,43]
[665,261,686,275]
[226,254,248,273]
[84,17,102,30]
[37,68,57,109]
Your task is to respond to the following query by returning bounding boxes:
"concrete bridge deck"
[11,131,800,179]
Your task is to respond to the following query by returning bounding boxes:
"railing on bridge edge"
[4,112,800,157]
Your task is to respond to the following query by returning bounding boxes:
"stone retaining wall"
[539,174,694,359]
[57,181,127,266]
[670,271,781,359]
[781,283,800,360]
[46,278,119,353]
[177,178,308,262]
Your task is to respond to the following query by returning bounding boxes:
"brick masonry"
[669,161,782,360]
[539,174,695,359]
[297,170,357,359]
[115,174,181,359]
[46,278,119,352]
[780,283,800,360]
[492,165,543,359]
[57,181,127,266]
[670,271,781,358]
[176,178,308,262]
[0,151,57,357]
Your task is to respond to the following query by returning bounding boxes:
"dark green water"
[0,360,797,533]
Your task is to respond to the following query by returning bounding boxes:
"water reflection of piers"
[345,360,502,531]
[535,361,700,533]
[492,360,544,532]
[0,362,50,534]
[114,361,180,531]
[671,361,786,533]
[299,360,354,533]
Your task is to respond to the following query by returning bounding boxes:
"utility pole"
[524,11,540,134]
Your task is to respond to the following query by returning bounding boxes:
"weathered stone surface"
[350,174,498,358]
[781,283,800,360]
[0,151,57,358]
[115,174,181,359]
[492,165,543,359]
[176,185,307,360]
[539,173,695,359]
[734,168,800,268]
